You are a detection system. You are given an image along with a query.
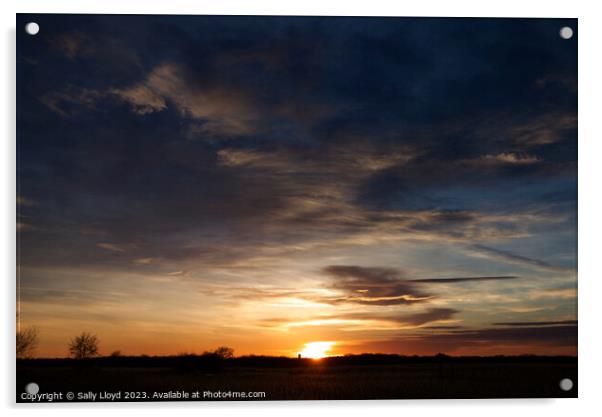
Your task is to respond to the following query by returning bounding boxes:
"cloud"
[422,325,465,330]
[109,84,167,115]
[409,276,518,283]
[16,196,37,207]
[321,266,518,306]
[446,325,577,346]
[492,320,577,327]
[390,308,460,327]
[364,324,578,355]
[479,152,540,165]
[17,222,31,231]
[261,308,460,331]
[468,244,572,272]
[529,288,576,300]
[203,268,435,309]
[133,258,156,265]
[322,265,432,306]
[97,243,127,253]
[40,61,258,137]
[39,86,103,118]
[509,113,577,148]
[332,307,460,329]
[110,62,266,137]
[50,30,142,77]
[50,31,90,60]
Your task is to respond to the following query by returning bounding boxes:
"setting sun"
[298,342,335,359]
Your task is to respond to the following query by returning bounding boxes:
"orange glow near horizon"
[298,341,335,359]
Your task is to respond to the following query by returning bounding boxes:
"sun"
[298,341,335,359]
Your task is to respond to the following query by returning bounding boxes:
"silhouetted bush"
[16,326,39,359]
[213,346,234,359]
[69,332,99,359]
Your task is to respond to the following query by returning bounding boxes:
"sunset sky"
[17,15,577,358]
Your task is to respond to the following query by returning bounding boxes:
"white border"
[3,1,601,416]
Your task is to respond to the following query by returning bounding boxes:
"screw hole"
[559,26,573,40]
[559,378,573,391]
[25,22,39,36]
[25,382,39,395]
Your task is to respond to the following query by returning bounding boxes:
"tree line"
[17,322,234,360]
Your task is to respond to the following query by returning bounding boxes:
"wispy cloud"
[493,320,577,327]
[478,152,540,165]
[468,244,572,272]
[39,86,103,118]
[16,196,37,206]
[353,308,460,327]
[97,243,127,253]
[261,308,461,331]
[362,325,577,355]
[408,276,518,283]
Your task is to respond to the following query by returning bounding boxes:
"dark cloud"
[409,276,518,283]
[392,308,460,326]
[470,244,572,272]
[368,325,577,355]
[322,265,431,305]
[492,320,577,327]
[341,308,460,326]
[322,265,519,306]
[422,325,465,330]
[261,308,460,329]
[446,326,577,346]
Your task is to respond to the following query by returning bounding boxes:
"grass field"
[16,355,577,401]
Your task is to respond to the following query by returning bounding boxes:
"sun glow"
[298,341,335,359]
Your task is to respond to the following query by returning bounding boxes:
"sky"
[17,14,577,358]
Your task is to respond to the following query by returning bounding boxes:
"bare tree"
[69,332,99,359]
[16,326,39,359]
[213,346,234,359]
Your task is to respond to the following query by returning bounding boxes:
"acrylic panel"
[16,14,577,402]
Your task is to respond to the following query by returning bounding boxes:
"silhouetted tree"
[109,350,121,357]
[69,332,99,359]
[213,346,234,359]
[16,326,38,359]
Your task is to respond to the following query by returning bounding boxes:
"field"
[16,355,577,401]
